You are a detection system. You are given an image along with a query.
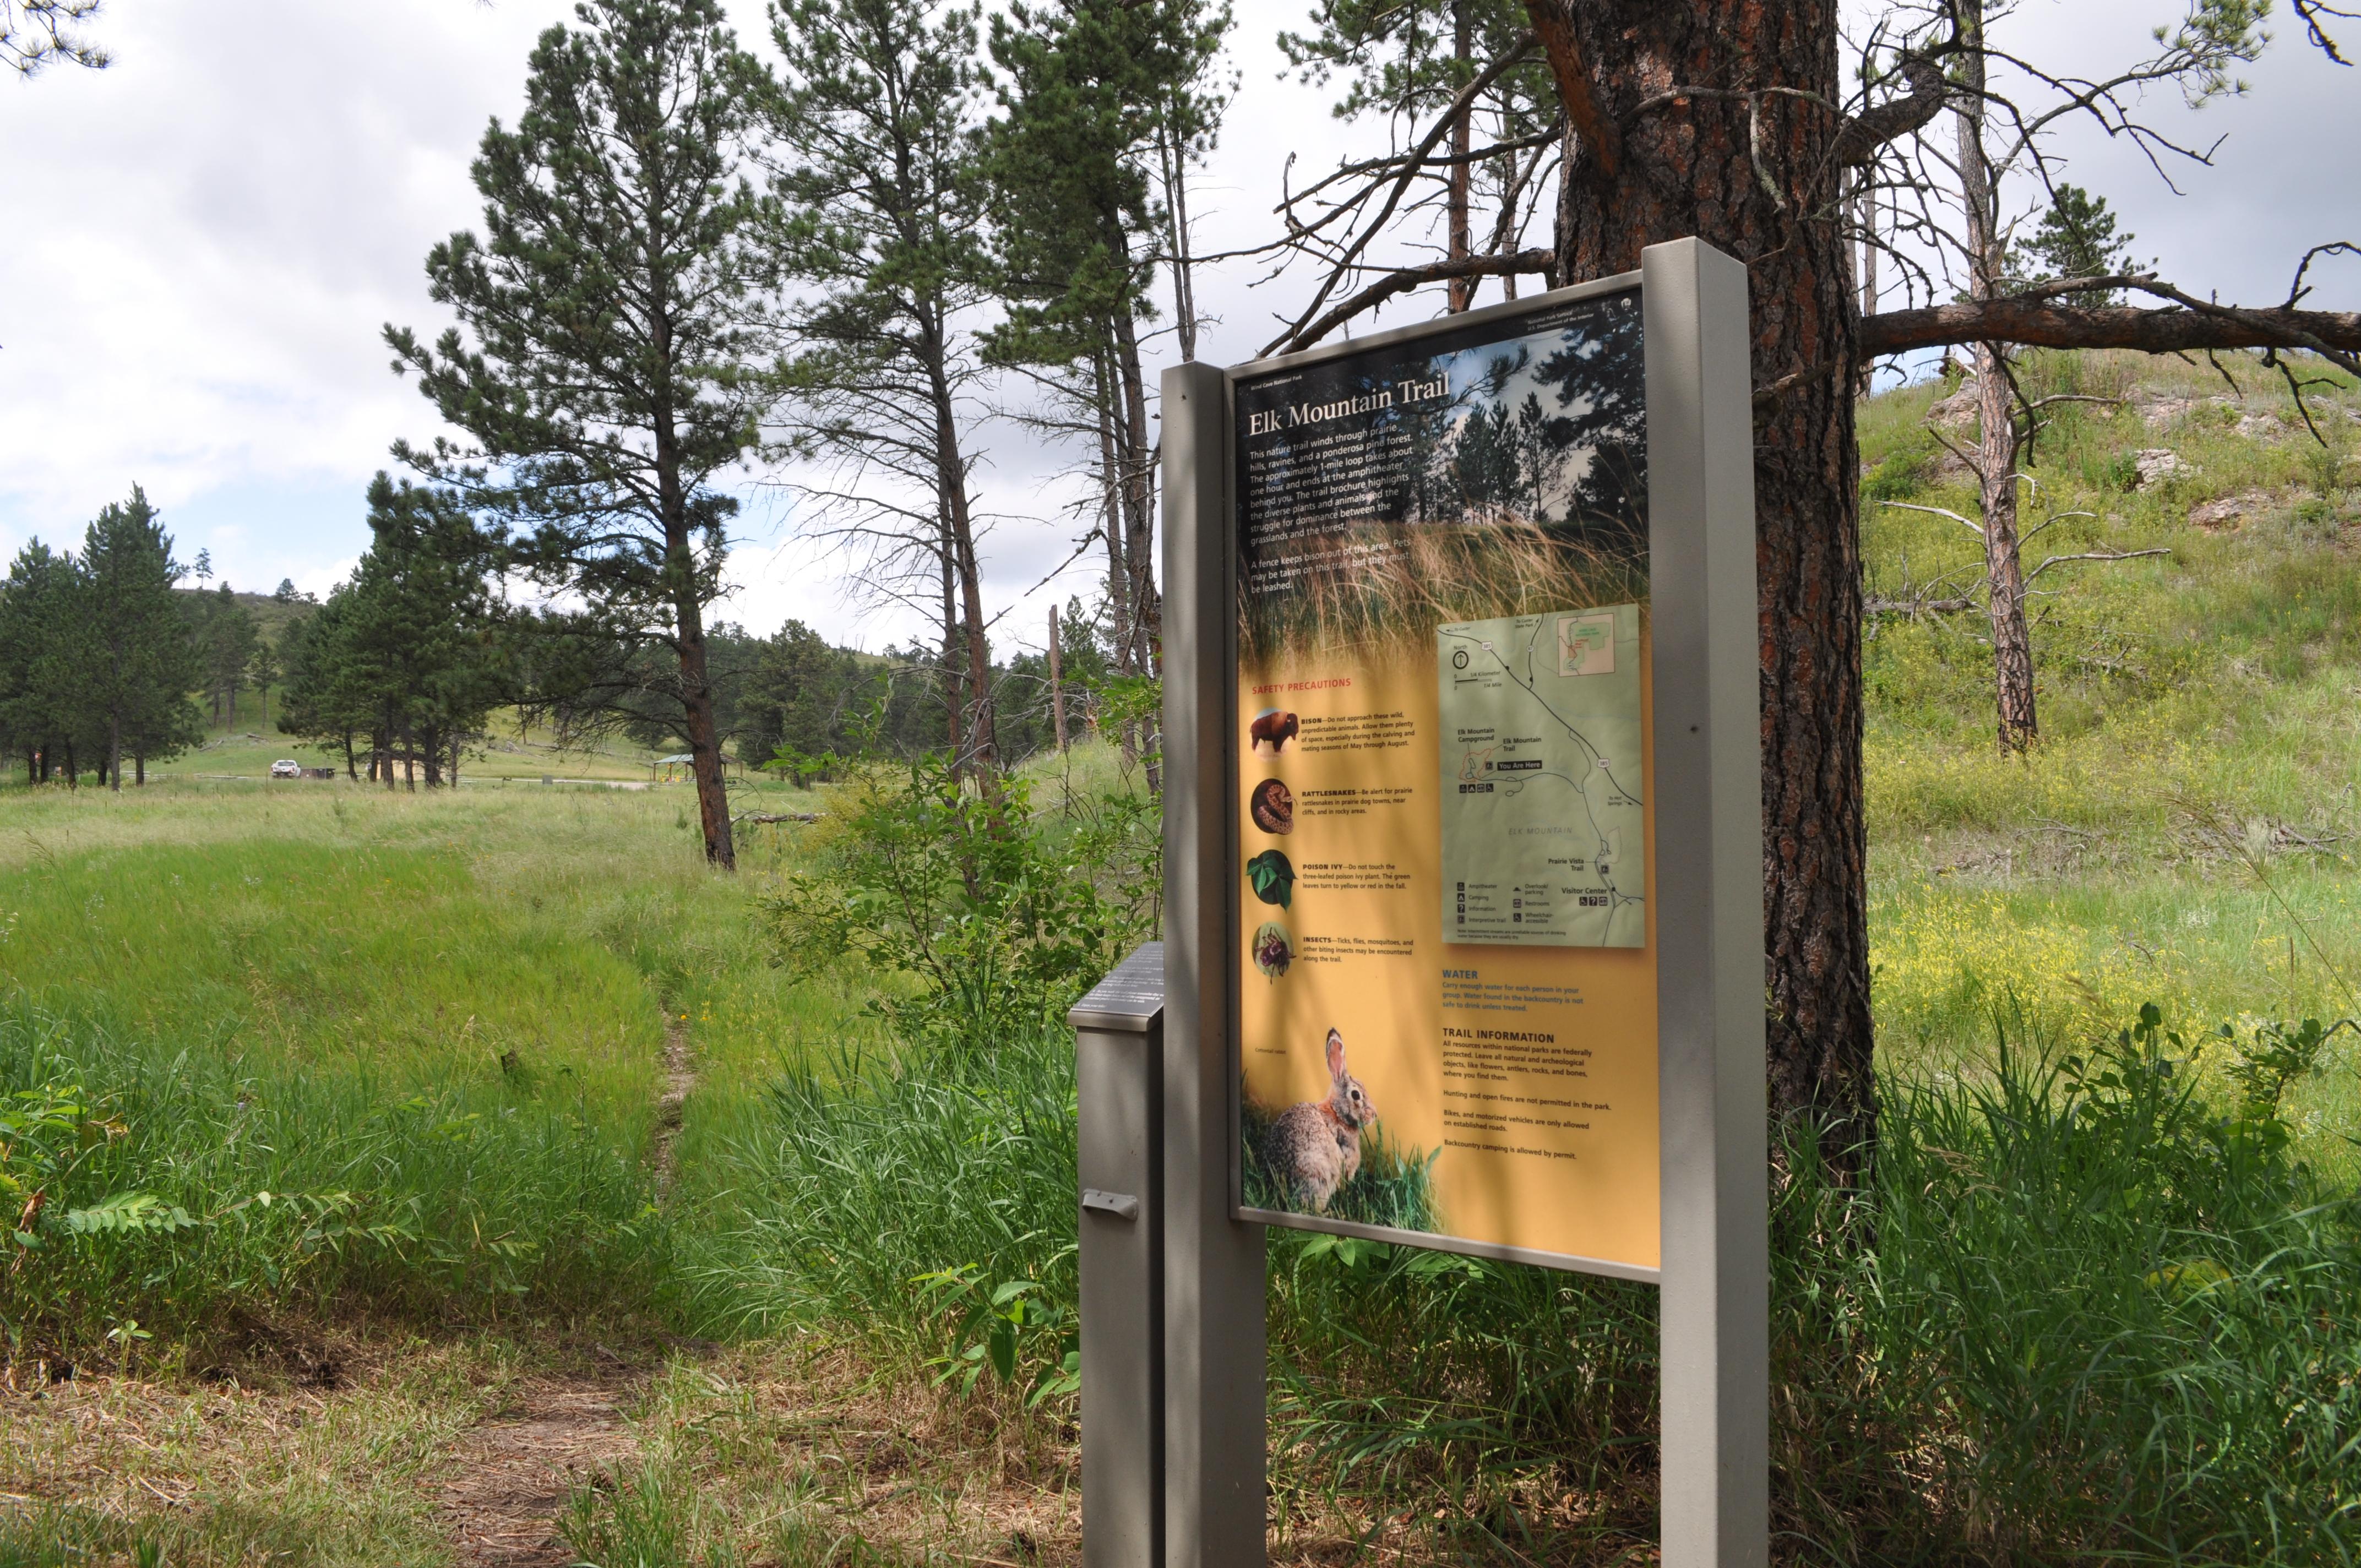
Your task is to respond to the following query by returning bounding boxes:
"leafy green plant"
[761,754,1157,1062]
[913,1259,1080,1407]
[1861,447,1930,502]
[2085,446,2142,492]
[2221,1013,2356,1120]
[1,1080,195,1262]
[2297,417,2352,497]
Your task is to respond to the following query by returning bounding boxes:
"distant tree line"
[0,479,1119,792]
[13,0,1224,825]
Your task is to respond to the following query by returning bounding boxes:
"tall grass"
[681,1026,1081,1397]
[674,983,2361,1562]
[0,1000,666,1353]
[1779,1006,2361,1563]
[1241,518,1646,667]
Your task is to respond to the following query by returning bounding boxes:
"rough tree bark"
[1541,0,1876,1157]
[1447,0,1477,312]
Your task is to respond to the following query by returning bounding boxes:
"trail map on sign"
[1439,605,1644,948]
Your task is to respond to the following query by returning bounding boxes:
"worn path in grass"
[437,1015,701,1564]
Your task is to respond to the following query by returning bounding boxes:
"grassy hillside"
[1858,352,2361,1147]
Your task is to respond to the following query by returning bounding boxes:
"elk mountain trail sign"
[1075,236,1766,1568]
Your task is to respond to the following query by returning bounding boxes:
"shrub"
[759,755,1157,1065]
[1862,448,1932,502]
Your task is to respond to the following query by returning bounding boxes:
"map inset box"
[1438,605,1645,948]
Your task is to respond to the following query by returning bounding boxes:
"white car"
[269,759,302,779]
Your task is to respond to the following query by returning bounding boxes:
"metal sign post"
[1641,238,1770,1568]
[1081,236,1762,1568]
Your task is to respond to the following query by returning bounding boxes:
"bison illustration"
[1249,710,1299,754]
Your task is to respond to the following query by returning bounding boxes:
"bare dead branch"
[1879,499,1986,538]
[2025,547,2170,584]
[1275,249,1559,356]
[1257,33,1542,356]
[1520,1,1622,174]
[1832,51,1950,167]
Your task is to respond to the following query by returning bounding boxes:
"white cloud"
[3,0,2349,644]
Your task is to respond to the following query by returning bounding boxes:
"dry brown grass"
[1241,518,1646,671]
[0,1326,521,1565]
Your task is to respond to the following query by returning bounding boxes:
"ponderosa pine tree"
[196,582,260,726]
[1258,0,2361,1166]
[764,0,1003,781]
[983,0,1230,695]
[79,487,204,788]
[2011,186,2144,308]
[279,477,508,788]
[386,0,779,864]
[0,540,81,781]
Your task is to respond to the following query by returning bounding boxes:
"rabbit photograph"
[1243,1025,1438,1228]
[1261,1028,1374,1214]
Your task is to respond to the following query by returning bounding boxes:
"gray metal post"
[1642,237,1769,1568]
[1072,944,1169,1568]
[1160,360,1269,1568]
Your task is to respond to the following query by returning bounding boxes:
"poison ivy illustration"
[1247,850,1295,907]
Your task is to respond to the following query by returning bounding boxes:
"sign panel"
[1228,286,1660,1274]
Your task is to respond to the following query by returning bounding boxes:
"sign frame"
[1158,236,1765,1567]
[1220,264,1662,1280]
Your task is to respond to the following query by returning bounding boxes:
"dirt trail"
[650,1014,695,1194]
[438,1015,695,1564]
[440,1373,640,1565]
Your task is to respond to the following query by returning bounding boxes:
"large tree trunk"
[108,714,122,794]
[1554,0,1875,1159]
[1447,0,1476,311]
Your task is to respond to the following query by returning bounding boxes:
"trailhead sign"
[1228,285,1662,1274]
[1136,239,1761,1567]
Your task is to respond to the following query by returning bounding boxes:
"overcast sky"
[3,1,2353,657]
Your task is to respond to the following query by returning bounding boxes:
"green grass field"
[2,351,2358,1563]
[1857,351,2361,1174]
